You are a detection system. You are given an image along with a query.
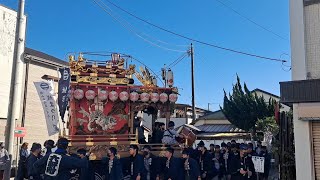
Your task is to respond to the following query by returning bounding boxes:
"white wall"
[0,6,17,119]
[254,91,290,112]
[0,6,26,143]
[156,118,187,129]
[290,0,314,179]
[305,4,320,79]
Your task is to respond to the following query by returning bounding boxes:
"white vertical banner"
[34,81,59,136]
[252,156,265,173]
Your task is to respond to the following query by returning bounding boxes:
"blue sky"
[1,0,290,111]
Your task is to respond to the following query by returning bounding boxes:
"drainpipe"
[20,58,29,144]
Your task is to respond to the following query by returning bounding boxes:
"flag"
[34,82,60,136]
[58,68,70,122]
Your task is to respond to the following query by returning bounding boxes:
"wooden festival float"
[64,53,195,160]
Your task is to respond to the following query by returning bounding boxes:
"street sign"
[14,127,26,138]
[252,156,265,173]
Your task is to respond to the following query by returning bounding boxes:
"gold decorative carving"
[69,53,136,76]
[76,76,130,85]
[110,141,118,145]
[135,66,156,87]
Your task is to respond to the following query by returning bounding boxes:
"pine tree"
[220,75,275,133]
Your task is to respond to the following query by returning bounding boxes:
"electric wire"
[214,0,288,41]
[167,52,188,69]
[141,32,189,47]
[92,0,186,53]
[103,0,287,62]
[169,53,188,69]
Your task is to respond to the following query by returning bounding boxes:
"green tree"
[256,116,279,136]
[220,76,275,134]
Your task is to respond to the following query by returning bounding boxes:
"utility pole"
[5,0,26,155]
[190,44,196,122]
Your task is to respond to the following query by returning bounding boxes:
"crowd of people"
[6,137,271,180]
[0,120,271,180]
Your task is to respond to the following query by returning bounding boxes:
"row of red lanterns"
[72,89,178,103]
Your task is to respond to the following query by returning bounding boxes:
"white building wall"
[22,63,60,145]
[156,118,187,129]
[305,4,320,79]
[0,6,24,119]
[0,5,26,143]
[290,0,314,179]
[253,91,290,112]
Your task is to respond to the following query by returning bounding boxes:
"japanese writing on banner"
[58,68,70,122]
[34,81,60,136]
[252,156,265,173]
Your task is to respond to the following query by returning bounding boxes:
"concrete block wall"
[305,3,320,79]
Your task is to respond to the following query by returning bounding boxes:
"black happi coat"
[33,149,88,180]
[230,156,256,180]
[184,157,200,180]
[198,150,215,179]
[143,153,160,180]
[102,157,123,180]
[26,153,42,180]
[164,157,184,180]
[228,151,240,175]
[129,154,145,180]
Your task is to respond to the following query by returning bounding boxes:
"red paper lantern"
[169,93,178,103]
[109,91,118,102]
[150,93,159,103]
[140,93,150,102]
[119,91,129,101]
[98,90,108,101]
[73,89,84,100]
[85,90,96,100]
[160,93,168,103]
[130,92,139,102]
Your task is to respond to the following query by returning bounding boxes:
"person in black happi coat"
[129,144,145,180]
[33,138,88,180]
[197,141,215,180]
[17,142,29,180]
[163,147,182,180]
[142,145,160,180]
[102,147,123,180]
[228,144,240,177]
[26,143,42,180]
[74,148,93,180]
[230,144,256,180]
[182,149,201,180]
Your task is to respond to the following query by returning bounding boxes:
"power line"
[170,53,188,69]
[92,0,186,53]
[141,32,189,47]
[167,52,188,69]
[103,0,287,62]
[214,0,288,41]
[156,52,188,76]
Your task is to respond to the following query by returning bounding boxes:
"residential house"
[279,0,320,179]
[192,88,289,147]
[0,47,67,162]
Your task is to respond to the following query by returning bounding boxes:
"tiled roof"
[252,88,280,99]
[196,124,245,133]
[25,47,68,66]
[197,110,226,120]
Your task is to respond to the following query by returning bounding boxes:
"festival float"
[63,53,195,160]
